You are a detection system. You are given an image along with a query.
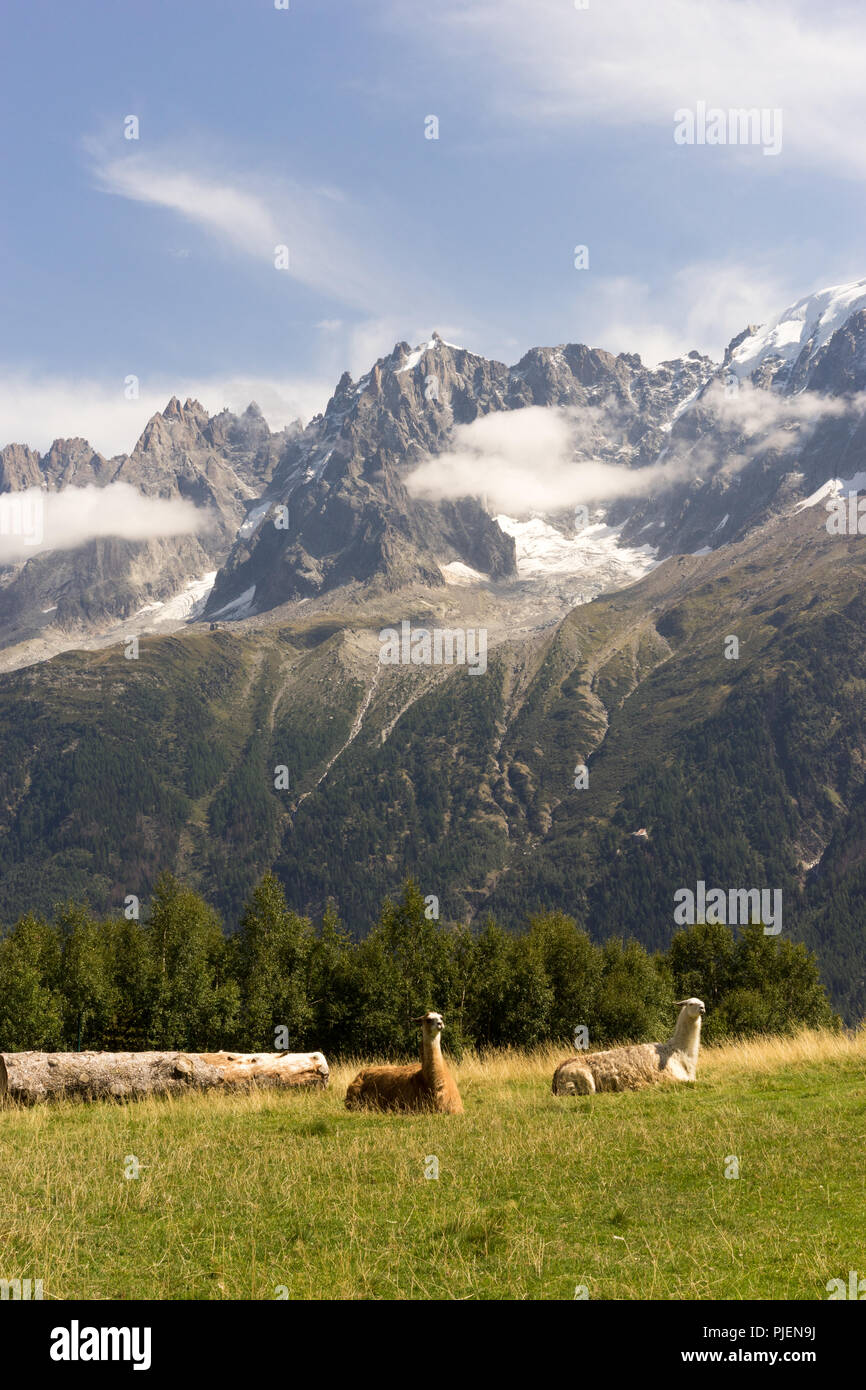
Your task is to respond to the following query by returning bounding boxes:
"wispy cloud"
[94,158,281,255]
[687,380,866,474]
[575,263,800,364]
[89,142,440,327]
[384,0,866,179]
[86,140,474,389]
[711,379,866,434]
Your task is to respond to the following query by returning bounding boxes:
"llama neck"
[671,1011,701,1063]
[421,1031,447,1090]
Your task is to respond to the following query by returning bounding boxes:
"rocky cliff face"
[204,334,715,618]
[618,290,866,558]
[115,397,292,525]
[0,398,297,650]
[0,437,116,492]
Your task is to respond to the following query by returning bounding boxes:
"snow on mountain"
[395,345,430,374]
[496,515,657,583]
[209,584,257,619]
[136,571,218,622]
[15,282,866,667]
[730,278,866,385]
[153,571,218,622]
[794,471,866,512]
[442,560,490,585]
[396,336,463,374]
[238,501,271,540]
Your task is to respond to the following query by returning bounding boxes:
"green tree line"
[0,874,840,1057]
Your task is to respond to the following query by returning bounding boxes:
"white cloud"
[569,263,801,365]
[631,380,866,486]
[710,380,866,433]
[95,159,280,256]
[694,380,866,472]
[384,0,866,178]
[197,374,332,430]
[0,482,206,563]
[405,382,866,515]
[90,146,433,321]
[405,405,677,513]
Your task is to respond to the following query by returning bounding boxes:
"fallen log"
[0,1049,329,1105]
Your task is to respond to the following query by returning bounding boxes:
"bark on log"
[0,1050,329,1105]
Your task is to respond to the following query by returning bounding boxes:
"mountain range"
[3,278,866,1018]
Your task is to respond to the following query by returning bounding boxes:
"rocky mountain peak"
[728,278,866,390]
[0,442,42,492]
[722,325,760,366]
[42,438,109,489]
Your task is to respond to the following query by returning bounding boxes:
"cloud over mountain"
[405,405,680,513]
[0,482,207,562]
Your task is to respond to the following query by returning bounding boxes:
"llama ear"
[674,999,689,1007]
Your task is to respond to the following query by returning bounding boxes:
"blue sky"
[3,0,866,453]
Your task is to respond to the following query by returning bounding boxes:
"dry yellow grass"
[698,1026,866,1076]
[333,1026,866,1093]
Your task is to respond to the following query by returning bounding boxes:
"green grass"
[1,1030,864,1300]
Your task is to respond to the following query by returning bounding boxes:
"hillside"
[2,496,866,1017]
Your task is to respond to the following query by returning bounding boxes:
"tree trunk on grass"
[0,1050,329,1105]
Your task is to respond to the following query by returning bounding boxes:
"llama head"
[414,1011,445,1035]
[675,997,706,1018]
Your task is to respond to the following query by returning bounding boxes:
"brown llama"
[345,1011,464,1114]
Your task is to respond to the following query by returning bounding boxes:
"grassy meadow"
[1,1029,864,1301]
